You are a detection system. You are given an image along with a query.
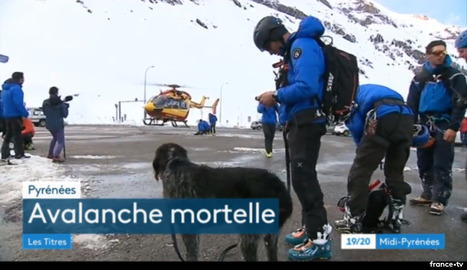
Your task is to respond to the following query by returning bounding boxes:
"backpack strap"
[373,98,406,109]
[415,68,464,99]
[444,72,466,100]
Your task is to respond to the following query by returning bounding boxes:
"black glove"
[65,103,70,108]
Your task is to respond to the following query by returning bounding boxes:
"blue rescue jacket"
[278,104,287,126]
[198,120,210,132]
[0,91,3,119]
[406,56,467,131]
[208,113,217,125]
[257,103,278,125]
[346,84,413,146]
[276,16,326,124]
[1,79,29,118]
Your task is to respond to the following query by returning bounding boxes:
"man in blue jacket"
[335,84,414,234]
[254,15,331,261]
[194,119,210,135]
[257,102,279,158]
[0,90,4,137]
[1,72,30,160]
[406,40,467,216]
[208,113,217,135]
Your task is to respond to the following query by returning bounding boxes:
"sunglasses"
[431,50,447,57]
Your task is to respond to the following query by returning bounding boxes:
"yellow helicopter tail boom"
[190,96,207,109]
[211,98,220,114]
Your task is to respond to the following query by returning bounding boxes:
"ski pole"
[283,128,291,194]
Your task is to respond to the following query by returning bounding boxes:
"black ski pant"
[262,123,276,153]
[0,118,5,137]
[288,109,328,240]
[1,117,24,159]
[347,113,413,216]
[416,120,455,206]
[210,124,216,134]
[23,133,34,145]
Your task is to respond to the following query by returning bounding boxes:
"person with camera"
[407,40,467,216]
[42,86,69,163]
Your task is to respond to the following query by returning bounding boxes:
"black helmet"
[253,16,286,52]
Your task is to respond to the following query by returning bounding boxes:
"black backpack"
[280,36,360,124]
[315,36,359,123]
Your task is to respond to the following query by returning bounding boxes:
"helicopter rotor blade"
[147,83,190,88]
[146,83,204,90]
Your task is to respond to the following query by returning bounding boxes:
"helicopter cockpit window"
[166,99,179,108]
[179,101,188,109]
[153,96,167,107]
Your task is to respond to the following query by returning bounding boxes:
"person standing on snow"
[1,72,30,161]
[407,40,467,216]
[208,113,218,135]
[42,86,69,163]
[253,15,332,261]
[334,84,414,234]
[257,102,279,158]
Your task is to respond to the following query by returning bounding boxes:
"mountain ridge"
[0,0,465,126]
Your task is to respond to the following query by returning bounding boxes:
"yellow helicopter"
[143,84,219,127]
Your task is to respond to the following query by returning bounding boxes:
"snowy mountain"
[0,0,465,127]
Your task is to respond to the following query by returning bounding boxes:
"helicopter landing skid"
[143,118,165,126]
[143,118,190,128]
[171,121,190,128]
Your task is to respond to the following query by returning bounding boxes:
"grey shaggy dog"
[153,143,293,261]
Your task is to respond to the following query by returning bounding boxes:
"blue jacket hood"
[294,16,325,39]
[2,79,17,91]
[282,16,324,55]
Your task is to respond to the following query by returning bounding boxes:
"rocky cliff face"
[250,0,465,74]
[74,0,465,75]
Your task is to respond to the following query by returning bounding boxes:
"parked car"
[251,120,262,130]
[250,119,283,131]
[27,107,46,127]
[334,123,350,136]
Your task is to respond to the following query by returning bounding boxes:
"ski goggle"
[431,50,447,57]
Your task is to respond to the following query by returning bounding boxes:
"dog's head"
[153,143,188,181]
